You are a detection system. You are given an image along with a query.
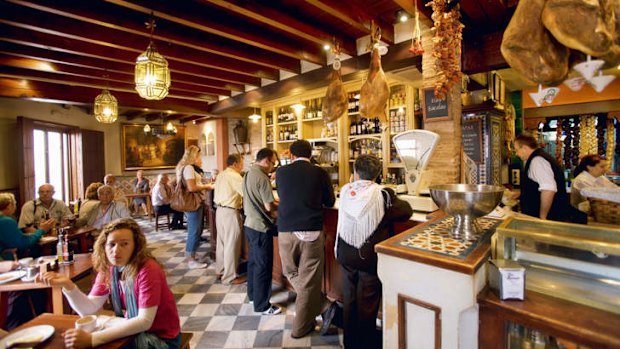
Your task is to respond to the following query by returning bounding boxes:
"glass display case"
[494,217,620,314]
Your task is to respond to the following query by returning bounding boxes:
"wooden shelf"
[388,163,404,168]
[302,117,323,122]
[389,105,406,110]
[277,120,298,126]
[277,140,295,143]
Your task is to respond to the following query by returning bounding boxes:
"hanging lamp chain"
[145,13,156,44]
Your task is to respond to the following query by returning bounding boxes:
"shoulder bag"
[170,167,203,212]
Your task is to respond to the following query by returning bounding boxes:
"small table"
[0,253,94,329]
[124,193,153,220]
[38,226,97,255]
[4,313,133,348]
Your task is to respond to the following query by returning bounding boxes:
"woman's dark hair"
[574,154,603,177]
[354,155,382,181]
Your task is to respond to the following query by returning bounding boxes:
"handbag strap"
[243,171,275,226]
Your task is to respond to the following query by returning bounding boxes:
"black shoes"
[319,302,338,336]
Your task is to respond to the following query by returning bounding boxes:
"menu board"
[423,88,449,122]
[462,118,482,163]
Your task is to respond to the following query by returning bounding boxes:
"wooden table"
[124,192,153,220]
[4,313,133,348]
[0,253,94,329]
[38,226,97,255]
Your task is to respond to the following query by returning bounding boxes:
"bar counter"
[269,205,437,302]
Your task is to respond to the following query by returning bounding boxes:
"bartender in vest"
[514,133,586,224]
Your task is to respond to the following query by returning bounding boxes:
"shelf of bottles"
[349,117,383,136]
[388,85,408,134]
[265,110,275,146]
[277,105,297,124]
[302,98,323,121]
[347,92,360,115]
[277,124,298,142]
[348,137,382,161]
[265,110,274,126]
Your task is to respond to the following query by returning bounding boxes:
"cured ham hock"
[322,68,347,123]
[359,46,389,124]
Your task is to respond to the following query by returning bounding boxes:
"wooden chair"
[180,332,193,349]
[154,207,170,231]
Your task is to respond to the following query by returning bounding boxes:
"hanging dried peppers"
[426,0,464,99]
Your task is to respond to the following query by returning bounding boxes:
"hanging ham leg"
[322,68,347,123]
[542,0,615,57]
[359,47,389,124]
[602,0,620,67]
[501,0,570,85]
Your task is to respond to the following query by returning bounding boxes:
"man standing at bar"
[514,133,586,223]
[214,153,246,285]
[243,148,281,315]
[18,183,73,233]
[276,139,337,338]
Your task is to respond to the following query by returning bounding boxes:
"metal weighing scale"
[392,130,440,213]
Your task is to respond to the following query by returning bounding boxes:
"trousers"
[245,226,273,312]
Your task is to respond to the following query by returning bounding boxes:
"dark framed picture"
[121,124,186,170]
[422,88,451,123]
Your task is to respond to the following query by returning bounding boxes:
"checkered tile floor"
[136,218,343,349]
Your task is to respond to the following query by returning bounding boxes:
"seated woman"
[0,193,53,258]
[0,193,50,329]
[76,185,131,230]
[38,218,181,349]
[151,174,184,229]
[571,154,618,212]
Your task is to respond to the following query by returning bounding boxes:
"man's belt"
[217,205,241,210]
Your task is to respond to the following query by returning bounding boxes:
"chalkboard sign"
[423,88,450,122]
[462,118,483,163]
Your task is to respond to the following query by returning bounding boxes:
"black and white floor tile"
[137,218,343,349]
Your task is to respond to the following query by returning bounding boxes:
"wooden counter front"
[270,207,426,302]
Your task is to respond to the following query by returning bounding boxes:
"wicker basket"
[589,198,620,224]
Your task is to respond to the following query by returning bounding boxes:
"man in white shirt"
[151,174,184,229]
[213,154,246,285]
[18,184,74,233]
[515,134,585,223]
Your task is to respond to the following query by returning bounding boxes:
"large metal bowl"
[429,184,504,240]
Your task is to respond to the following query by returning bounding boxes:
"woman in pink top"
[38,218,181,349]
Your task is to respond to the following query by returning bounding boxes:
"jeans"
[245,226,273,312]
[184,206,204,257]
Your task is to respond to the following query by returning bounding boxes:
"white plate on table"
[0,270,26,285]
[0,325,54,348]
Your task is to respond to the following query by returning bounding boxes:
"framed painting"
[121,124,186,170]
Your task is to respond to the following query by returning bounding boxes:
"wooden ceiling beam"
[7,0,300,74]
[106,0,326,65]
[461,31,508,74]
[0,41,244,92]
[208,39,420,114]
[0,55,230,97]
[0,2,280,80]
[303,0,394,44]
[0,77,210,115]
[0,65,218,102]
[0,25,261,87]
[203,0,357,56]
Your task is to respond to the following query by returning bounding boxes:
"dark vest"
[521,149,569,221]
[521,149,586,224]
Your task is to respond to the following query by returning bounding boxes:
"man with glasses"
[18,183,74,233]
[242,148,282,315]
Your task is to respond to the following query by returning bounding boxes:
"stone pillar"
[421,26,462,185]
